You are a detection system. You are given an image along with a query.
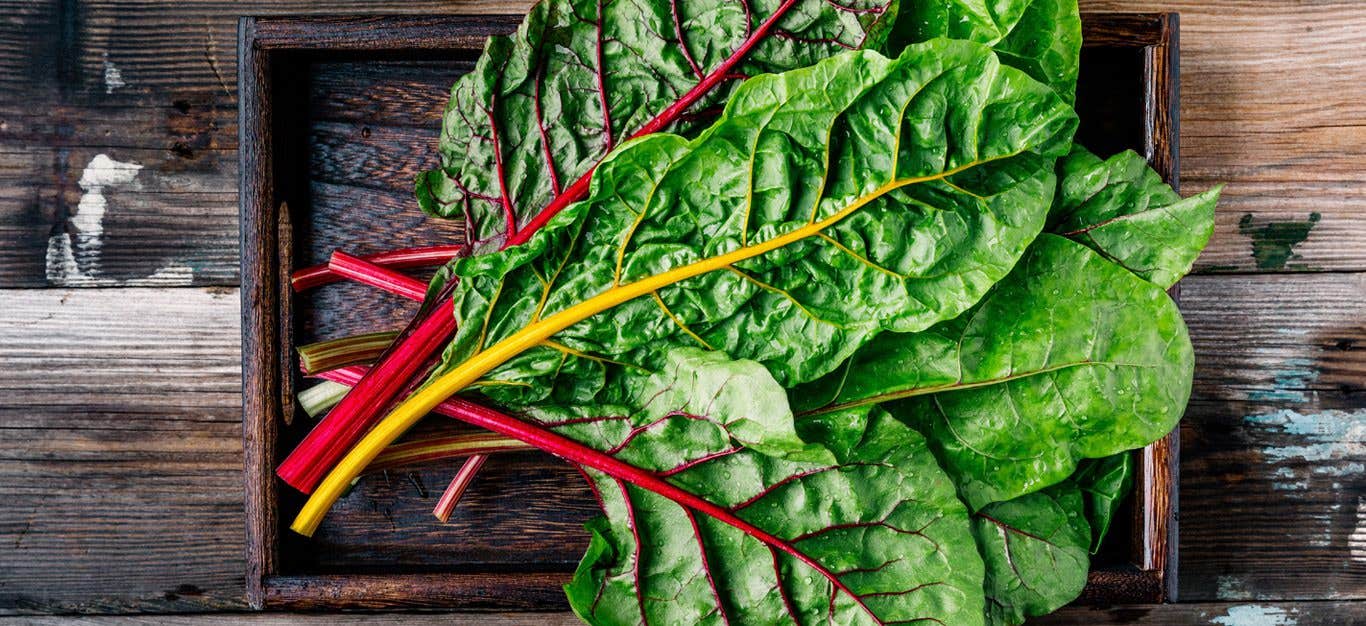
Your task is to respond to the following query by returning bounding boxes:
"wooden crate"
[240,12,1181,611]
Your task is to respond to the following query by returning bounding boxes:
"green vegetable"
[795,234,1194,508]
[551,378,987,625]
[1051,146,1223,288]
[894,0,1081,102]
[1073,452,1136,553]
[416,0,904,248]
[437,39,1075,412]
[276,2,1225,622]
[973,480,1091,626]
[415,0,1074,251]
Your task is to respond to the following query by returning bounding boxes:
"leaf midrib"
[800,359,1158,417]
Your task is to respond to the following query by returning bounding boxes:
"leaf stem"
[297,380,352,418]
[432,456,488,522]
[290,245,466,292]
[328,250,427,301]
[297,331,398,375]
[277,298,457,492]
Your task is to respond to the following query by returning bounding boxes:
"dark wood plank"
[3,601,1366,624]
[1178,273,1366,601]
[0,288,247,614]
[4,271,1362,613]
[3,1,1366,288]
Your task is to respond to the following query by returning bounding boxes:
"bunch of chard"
[276,0,1221,624]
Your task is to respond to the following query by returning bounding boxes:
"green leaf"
[893,0,1081,102]
[561,407,987,626]
[795,234,1193,508]
[629,348,833,462]
[1051,146,1222,288]
[289,41,1079,539]
[416,0,903,248]
[973,481,1090,626]
[438,42,1075,415]
[1072,452,1135,553]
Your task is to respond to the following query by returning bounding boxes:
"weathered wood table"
[1,1,1362,624]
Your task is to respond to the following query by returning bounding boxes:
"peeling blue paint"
[1247,358,1317,403]
[1247,409,1365,494]
[1210,604,1297,626]
[1245,409,1366,463]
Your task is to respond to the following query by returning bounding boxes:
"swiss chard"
[972,480,1090,626]
[1051,146,1222,288]
[279,0,1083,497]
[794,234,1194,508]
[1072,452,1136,553]
[894,0,1081,102]
[291,40,1078,531]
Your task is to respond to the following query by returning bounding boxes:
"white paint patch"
[1216,575,1247,600]
[1215,575,1277,601]
[103,55,126,93]
[46,154,143,286]
[147,264,194,286]
[1210,605,1296,626]
[1351,497,1366,562]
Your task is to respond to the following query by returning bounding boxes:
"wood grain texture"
[0,288,246,614]
[2,601,1365,624]
[3,272,1361,613]
[1081,1,1366,272]
[1,0,1364,619]
[3,0,1366,288]
[1178,273,1366,601]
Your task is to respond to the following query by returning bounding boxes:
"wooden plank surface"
[0,601,1363,625]
[1,0,1364,619]
[0,288,246,613]
[2,274,1362,613]
[2,0,1366,288]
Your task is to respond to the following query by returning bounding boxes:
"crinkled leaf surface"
[622,348,833,462]
[414,0,1082,253]
[893,0,1081,102]
[1051,146,1221,288]
[972,481,1090,626]
[794,234,1193,508]
[416,0,902,248]
[554,402,986,626]
[437,42,1075,421]
[1072,452,1135,553]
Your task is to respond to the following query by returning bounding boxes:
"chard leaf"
[559,406,986,626]
[628,348,833,462]
[416,0,902,249]
[973,481,1090,626]
[795,234,1193,508]
[440,41,1075,410]
[1072,452,1135,553]
[893,0,1081,102]
[1051,146,1222,288]
[291,41,1078,539]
